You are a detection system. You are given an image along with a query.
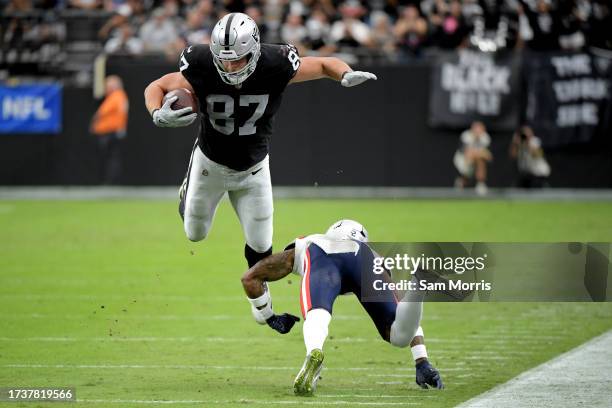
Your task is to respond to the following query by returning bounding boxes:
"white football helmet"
[210,12,261,85]
[326,219,369,242]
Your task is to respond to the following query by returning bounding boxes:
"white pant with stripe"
[182,145,273,252]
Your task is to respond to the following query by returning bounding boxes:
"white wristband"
[411,344,428,361]
[248,290,270,307]
[248,290,273,320]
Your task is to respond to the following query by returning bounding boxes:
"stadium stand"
[2,0,611,84]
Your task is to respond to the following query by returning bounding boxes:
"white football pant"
[182,146,273,252]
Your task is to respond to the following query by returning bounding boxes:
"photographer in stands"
[454,121,493,196]
[509,125,551,188]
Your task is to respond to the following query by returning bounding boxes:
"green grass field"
[1,199,612,407]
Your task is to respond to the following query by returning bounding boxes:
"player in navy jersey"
[241,219,444,396]
[144,13,377,269]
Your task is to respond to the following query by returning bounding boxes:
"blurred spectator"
[90,76,129,185]
[161,0,181,27]
[103,0,127,13]
[1,0,65,76]
[69,0,102,10]
[99,0,147,41]
[3,0,33,12]
[284,0,312,20]
[139,8,179,53]
[304,8,332,52]
[246,6,267,41]
[586,0,612,50]
[453,121,492,196]
[467,1,516,52]
[429,0,469,49]
[557,1,586,51]
[193,0,218,32]
[509,125,550,188]
[104,22,144,54]
[329,1,373,50]
[281,13,307,48]
[461,0,483,24]
[517,0,561,51]
[223,0,245,13]
[370,11,396,58]
[180,7,210,45]
[394,4,428,58]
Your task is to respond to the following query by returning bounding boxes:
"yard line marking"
[1,314,236,321]
[0,336,376,343]
[0,332,559,347]
[0,294,293,302]
[457,329,612,408]
[464,355,510,360]
[367,368,473,377]
[0,313,362,321]
[78,399,417,406]
[0,334,552,348]
[367,374,417,378]
[466,334,563,340]
[3,363,415,372]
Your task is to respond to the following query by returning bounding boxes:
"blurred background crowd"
[2,0,612,82]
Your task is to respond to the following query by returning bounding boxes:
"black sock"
[245,244,272,268]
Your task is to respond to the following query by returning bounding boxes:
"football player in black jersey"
[144,12,377,269]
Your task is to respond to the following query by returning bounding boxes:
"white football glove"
[341,71,378,87]
[152,96,197,128]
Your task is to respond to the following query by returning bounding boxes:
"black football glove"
[266,313,300,334]
[415,360,444,389]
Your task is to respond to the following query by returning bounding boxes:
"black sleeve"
[276,43,301,86]
[178,44,210,91]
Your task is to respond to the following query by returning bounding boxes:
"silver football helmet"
[326,219,369,243]
[210,12,261,85]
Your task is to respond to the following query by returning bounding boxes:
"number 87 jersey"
[179,43,300,171]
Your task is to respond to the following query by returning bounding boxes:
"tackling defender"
[241,220,444,396]
[144,13,377,269]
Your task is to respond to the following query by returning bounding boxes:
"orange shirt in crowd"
[92,89,129,135]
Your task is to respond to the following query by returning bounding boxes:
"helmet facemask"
[212,44,261,86]
[210,13,261,86]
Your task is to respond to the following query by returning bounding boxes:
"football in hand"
[163,88,198,113]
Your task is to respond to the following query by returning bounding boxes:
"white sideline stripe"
[78,399,417,406]
[457,329,612,408]
[2,186,612,201]
[319,395,423,399]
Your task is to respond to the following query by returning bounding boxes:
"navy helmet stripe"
[224,13,235,49]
